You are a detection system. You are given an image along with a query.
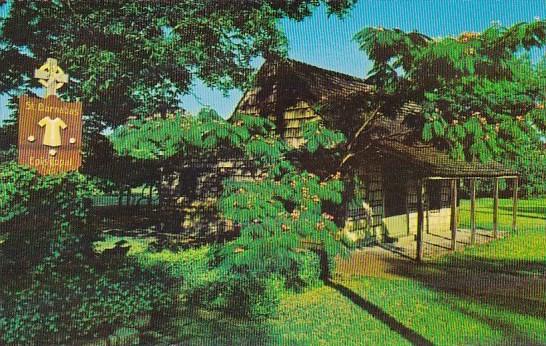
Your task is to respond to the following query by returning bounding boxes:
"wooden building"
[233,58,519,259]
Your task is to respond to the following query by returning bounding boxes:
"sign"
[17,58,83,175]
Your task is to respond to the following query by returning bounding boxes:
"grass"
[459,197,545,232]
[93,197,546,345]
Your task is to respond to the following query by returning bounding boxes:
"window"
[384,178,407,217]
[428,180,450,210]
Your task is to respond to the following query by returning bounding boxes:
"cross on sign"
[34,58,69,97]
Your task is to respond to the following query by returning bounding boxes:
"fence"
[92,192,159,208]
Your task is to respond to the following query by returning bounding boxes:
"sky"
[1,0,546,124]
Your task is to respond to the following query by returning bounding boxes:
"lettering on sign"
[18,95,83,175]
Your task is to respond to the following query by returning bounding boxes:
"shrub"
[289,250,323,290]
[0,162,97,275]
[137,245,211,288]
[0,261,173,345]
[186,248,327,319]
[190,270,285,320]
[0,162,95,226]
[246,274,285,319]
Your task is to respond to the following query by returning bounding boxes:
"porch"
[410,176,519,261]
[382,227,506,261]
[337,228,504,279]
[374,140,519,261]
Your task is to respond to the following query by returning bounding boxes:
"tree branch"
[347,105,382,152]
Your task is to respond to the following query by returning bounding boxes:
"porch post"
[416,178,425,262]
[493,178,499,238]
[405,184,410,236]
[450,179,458,250]
[512,176,519,232]
[470,178,476,245]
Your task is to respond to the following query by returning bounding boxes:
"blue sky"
[1,0,546,123]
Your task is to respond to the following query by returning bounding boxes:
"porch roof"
[374,139,518,178]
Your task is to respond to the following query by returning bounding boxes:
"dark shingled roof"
[375,140,517,178]
[235,58,518,178]
[234,58,375,116]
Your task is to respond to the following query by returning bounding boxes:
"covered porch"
[411,175,519,261]
[376,140,519,261]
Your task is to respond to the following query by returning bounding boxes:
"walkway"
[336,229,505,279]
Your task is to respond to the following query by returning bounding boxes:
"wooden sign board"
[18,95,83,175]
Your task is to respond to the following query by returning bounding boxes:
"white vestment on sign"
[38,116,67,147]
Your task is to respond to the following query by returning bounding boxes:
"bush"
[186,248,327,319]
[0,162,95,226]
[286,250,323,291]
[190,270,285,320]
[188,250,329,320]
[0,261,173,345]
[0,163,175,344]
[0,162,96,275]
[137,245,211,288]
[244,274,285,319]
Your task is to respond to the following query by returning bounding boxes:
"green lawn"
[150,235,545,345]
[95,198,546,345]
[459,197,546,232]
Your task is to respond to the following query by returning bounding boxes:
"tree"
[353,21,546,194]
[0,0,355,132]
[111,109,347,278]
[0,0,357,194]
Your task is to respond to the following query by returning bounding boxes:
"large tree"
[0,0,356,172]
[353,21,546,194]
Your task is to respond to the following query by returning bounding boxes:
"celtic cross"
[34,58,69,97]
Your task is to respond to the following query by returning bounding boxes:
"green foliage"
[0,261,173,344]
[0,162,96,225]
[188,269,285,320]
[355,22,546,195]
[302,120,346,153]
[113,109,348,317]
[0,0,355,183]
[290,250,323,290]
[137,245,212,290]
[0,162,98,274]
[113,110,348,320]
[0,1,353,125]
[111,109,283,162]
[113,110,348,272]
[218,170,344,275]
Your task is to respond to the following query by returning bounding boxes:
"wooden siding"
[342,163,384,243]
[281,101,319,147]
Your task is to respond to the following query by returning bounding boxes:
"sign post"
[18,58,83,175]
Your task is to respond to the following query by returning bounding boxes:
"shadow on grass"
[326,280,434,346]
[444,254,546,276]
[498,205,546,216]
[381,256,546,320]
[455,304,546,346]
[424,282,546,346]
